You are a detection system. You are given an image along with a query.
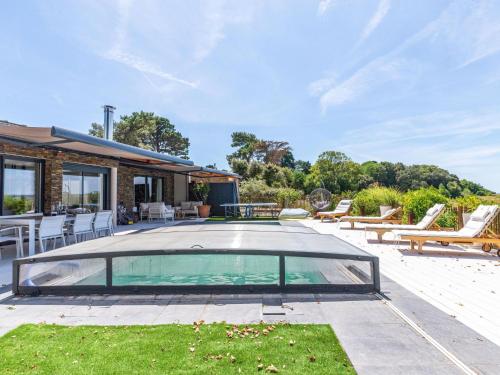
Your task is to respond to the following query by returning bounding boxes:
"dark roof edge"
[198,166,241,179]
[51,126,194,166]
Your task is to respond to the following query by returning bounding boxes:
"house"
[0,120,239,222]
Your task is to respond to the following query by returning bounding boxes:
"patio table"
[0,215,74,256]
[220,203,278,218]
[0,214,42,256]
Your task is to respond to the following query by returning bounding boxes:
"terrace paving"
[0,220,499,374]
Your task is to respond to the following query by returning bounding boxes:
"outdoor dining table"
[0,214,75,256]
[220,203,278,219]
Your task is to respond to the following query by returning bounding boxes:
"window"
[2,157,43,215]
[134,176,163,207]
[62,164,109,212]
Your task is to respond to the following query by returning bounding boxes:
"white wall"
[174,173,188,205]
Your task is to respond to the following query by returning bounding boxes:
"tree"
[254,140,291,165]
[88,111,189,158]
[280,150,296,169]
[226,132,259,163]
[295,160,311,174]
[305,151,362,194]
[230,159,249,179]
[89,122,104,138]
[226,132,293,166]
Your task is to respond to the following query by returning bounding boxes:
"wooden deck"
[305,219,500,347]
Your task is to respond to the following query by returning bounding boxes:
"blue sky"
[1,0,500,191]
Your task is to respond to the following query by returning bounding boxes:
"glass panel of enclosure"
[284,256,373,285]
[62,164,108,212]
[112,254,280,286]
[18,258,106,287]
[134,176,163,208]
[2,157,42,215]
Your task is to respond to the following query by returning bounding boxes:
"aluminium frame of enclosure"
[12,248,380,296]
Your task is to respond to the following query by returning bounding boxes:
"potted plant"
[192,182,211,218]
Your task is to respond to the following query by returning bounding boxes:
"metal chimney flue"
[103,105,116,141]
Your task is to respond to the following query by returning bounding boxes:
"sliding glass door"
[62,164,109,212]
[1,157,43,215]
[134,175,163,208]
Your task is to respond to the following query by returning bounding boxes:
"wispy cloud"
[104,49,199,88]
[309,58,411,111]
[317,0,337,16]
[360,0,391,41]
[342,111,500,147]
[335,110,500,189]
[103,0,198,88]
[411,0,500,68]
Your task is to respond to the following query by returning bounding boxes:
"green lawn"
[207,216,277,221]
[0,323,355,374]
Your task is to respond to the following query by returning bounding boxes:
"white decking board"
[303,219,500,346]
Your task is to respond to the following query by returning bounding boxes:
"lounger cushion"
[338,200,352,206]
[364,223,417,230]
[393,230,463,238]
[470,205,491,221]
[425,205,439,217]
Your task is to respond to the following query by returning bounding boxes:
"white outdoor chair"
[69,213,95,243]
[37,215,66,252]
[0,226,23,259]
[148,202,175,223]
[139,203,149,221]
[93,211,114,237]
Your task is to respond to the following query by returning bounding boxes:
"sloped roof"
[0,121,240,179]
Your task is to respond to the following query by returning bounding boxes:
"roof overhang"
[0,122,240,179]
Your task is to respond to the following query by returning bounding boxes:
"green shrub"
[3,195,32,215]
[352,187,402,216]
[436,209,457,228]
[402,187,448,223]
[191,182,210,204]
[276,188,303,208]
[239,178,277,203]
[453,195,482,212]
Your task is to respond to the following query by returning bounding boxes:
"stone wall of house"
[0,142,175,214]
[117,165,175,209]
[0,142,119,214]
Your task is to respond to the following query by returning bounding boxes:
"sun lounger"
[393,205,500,255]
[364,203,446,242]
[339,207,402,229]
[317,200,352,222]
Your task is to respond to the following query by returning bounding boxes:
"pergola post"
[111,167,118,226]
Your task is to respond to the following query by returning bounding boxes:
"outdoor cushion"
[181,202,191,210]
[338,200,352,206]
[393,229,464,239]
[279,208,310,219]
[425,205,439,217]
[470,205,491,222]
[365,223,417,230]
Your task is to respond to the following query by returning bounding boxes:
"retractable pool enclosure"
[13,224,380,295]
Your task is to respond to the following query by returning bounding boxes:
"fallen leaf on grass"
[309,355,316,362]
[266,364,279,373]
[189,347,195,353]
[289,340,295,346]
[257,363,264,371]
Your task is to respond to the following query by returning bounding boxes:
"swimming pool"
[13,223,380,295]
